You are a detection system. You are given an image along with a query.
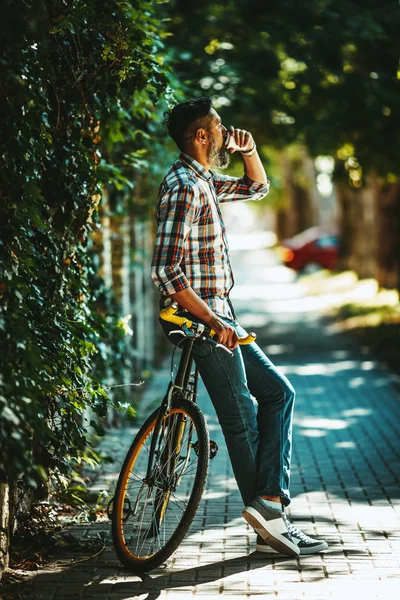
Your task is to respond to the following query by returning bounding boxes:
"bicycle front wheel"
[111,398,209,572]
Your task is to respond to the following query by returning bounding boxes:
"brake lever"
[168,326,197,339]
[169,327,234,356]
[168,329,186,338]
[215,343,234,356]
[202,336,234,356]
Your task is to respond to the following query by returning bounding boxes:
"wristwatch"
[241,142,257,157]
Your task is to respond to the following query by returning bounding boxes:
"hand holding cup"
[224,125,254,154]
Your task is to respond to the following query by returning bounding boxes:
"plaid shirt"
[151,152,270,319]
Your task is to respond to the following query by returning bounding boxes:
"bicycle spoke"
[163,498,187,522]
[167,495,189,515]
[134,489,153,555]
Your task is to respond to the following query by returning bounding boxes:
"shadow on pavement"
[0,544,366,600]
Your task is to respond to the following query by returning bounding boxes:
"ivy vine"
[0,0,175,490]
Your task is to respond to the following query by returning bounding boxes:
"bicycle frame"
[142,298,256,487]
[144,337,198,485]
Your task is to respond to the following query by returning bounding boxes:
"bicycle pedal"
[209,440,219,459]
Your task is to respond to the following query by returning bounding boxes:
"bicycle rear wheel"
[111,397,209,572]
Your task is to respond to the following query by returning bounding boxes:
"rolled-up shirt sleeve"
[212,172,270,203]
[151,183,199,296]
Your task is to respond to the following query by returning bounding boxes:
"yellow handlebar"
[159,303,256,345]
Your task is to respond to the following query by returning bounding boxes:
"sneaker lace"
[282,514,313,543]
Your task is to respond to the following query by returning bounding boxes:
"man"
[151,97,328,556]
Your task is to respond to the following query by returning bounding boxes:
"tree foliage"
[0,0,173,488]
[166,0,399,182]
[1,0,398,494]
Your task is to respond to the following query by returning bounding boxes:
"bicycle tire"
[111,397,209,572]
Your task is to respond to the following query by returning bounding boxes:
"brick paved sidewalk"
[2,248,400,599]
[2,308,399,600]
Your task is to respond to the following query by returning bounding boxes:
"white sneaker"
[242,496,300,556]
[256,514,328,555]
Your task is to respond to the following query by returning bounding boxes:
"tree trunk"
[299,146,321,226]
[335,179,377,278]
[370,174,400,291]
[276,148,319,240]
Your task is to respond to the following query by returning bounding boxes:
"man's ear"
[194,127,208,146]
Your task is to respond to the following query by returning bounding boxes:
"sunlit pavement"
[4,246,400,599]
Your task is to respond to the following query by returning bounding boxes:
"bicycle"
[111,302,256,572]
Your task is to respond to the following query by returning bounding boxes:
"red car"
[279,226,340,273]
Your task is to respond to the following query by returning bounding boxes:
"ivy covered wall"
[0,0,174,504]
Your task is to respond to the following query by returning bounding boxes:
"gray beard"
[208,138,230,169]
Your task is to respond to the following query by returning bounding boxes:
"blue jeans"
[160,313,295,507]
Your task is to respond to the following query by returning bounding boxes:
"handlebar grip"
[159,304,194,329]
[207,329,256,345]
[238,332,257,345]
[159,302,256,345]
